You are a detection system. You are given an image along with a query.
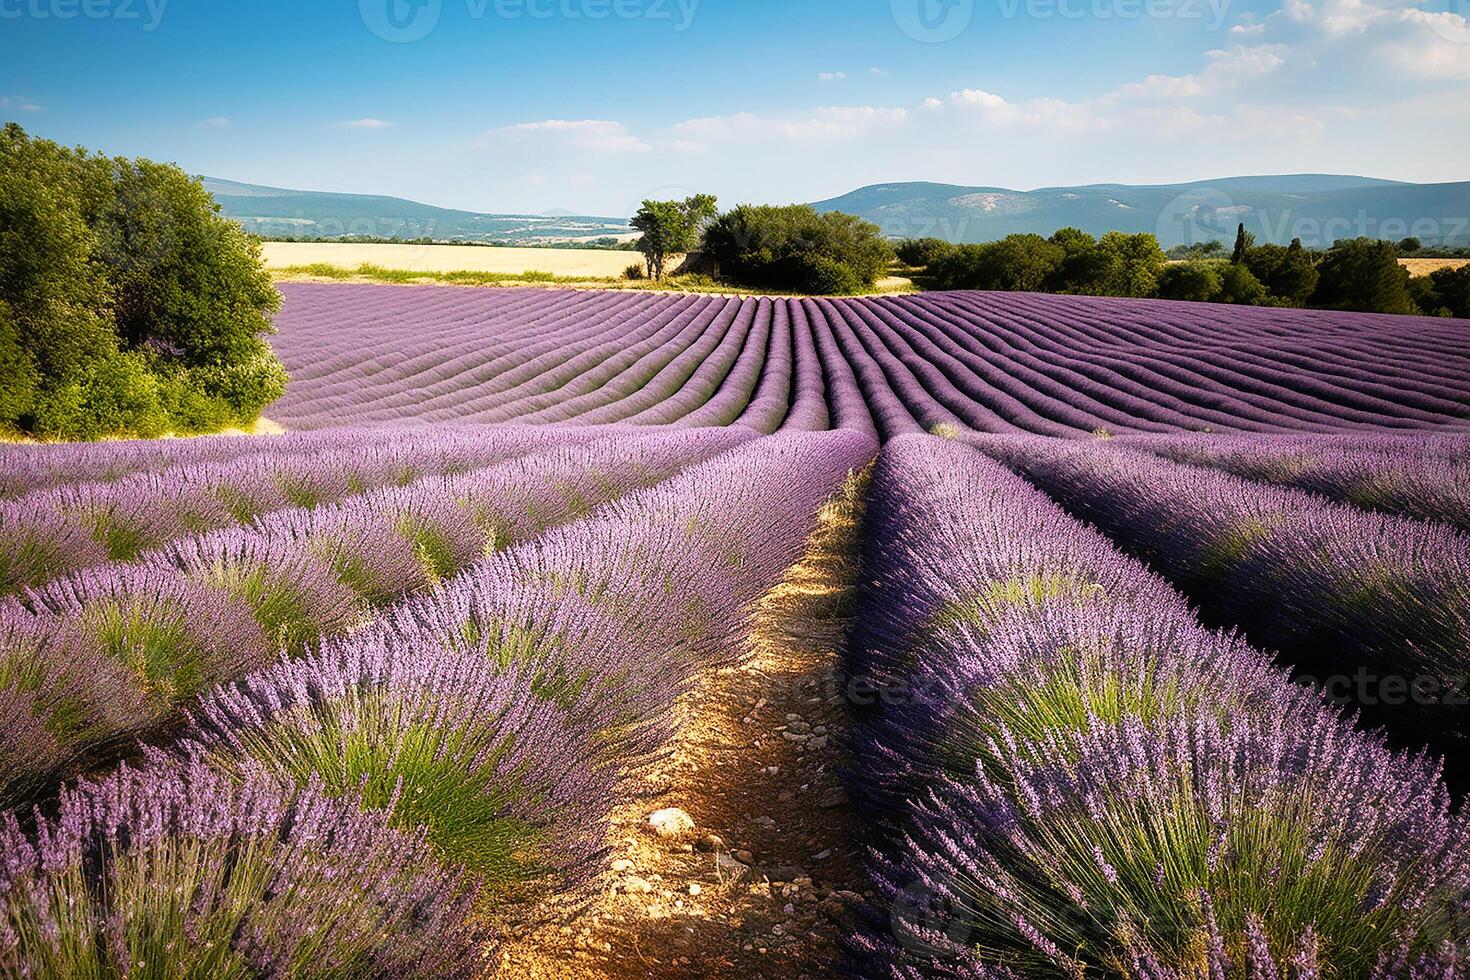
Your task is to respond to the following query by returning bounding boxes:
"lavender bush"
[0,760,482,977]
[845,436,1470,977]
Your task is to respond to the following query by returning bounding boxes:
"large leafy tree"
[630,194,717,280]
[1311,237,1418,315]
[0,125,285,439]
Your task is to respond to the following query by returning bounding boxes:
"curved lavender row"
[0,428,750,809]
[1121,431,1470,532]
[264,285,1470,434]
[0,760,483,977]
[975,434,1470,780]
[0,427,583,596]
[0,425,412,500]
[844,435,1470,977]
[539,298,745,426]
[270,286,659,423]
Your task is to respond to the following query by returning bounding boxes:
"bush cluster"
[1,125,285,440]
[903,225,1470,318]
[700,204,894,295]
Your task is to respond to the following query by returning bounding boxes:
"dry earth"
[261,242,638,277]
[1400,257,1470,276]
[495,474,875,979]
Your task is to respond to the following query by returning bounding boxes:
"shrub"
[623,262,646,280]
[1156,260,1223,302]
[701,204,893,294]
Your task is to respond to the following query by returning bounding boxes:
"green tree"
[1156,261,1223,303]
[1311,238,1418,315]
[0,124,286,439]
[1427,265,1470,318]
[1398,237,1422,254]
[701,205,893,294]
[1046,228,1113,295]
[895,237,956,267]
[1244,239,1320,307]
[927,235,1064,292]
[1218,263,1268,305]
[1231,223,1254,264]
[630,194,717,280]
[1098,232,1166,297]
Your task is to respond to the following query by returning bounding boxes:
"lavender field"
[3,283,1470,978]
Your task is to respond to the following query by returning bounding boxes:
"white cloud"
[922,97,944,110]
[0,96,42,113]
[818,71,847,82]
[341,118,392,128]
[869,67,889,76]
[665,105,907,147]
[492,119,651,153]
[201,116,231,127]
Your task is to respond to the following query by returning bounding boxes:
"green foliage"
[1244,239,1320,307]
[894,236,956,267]
[1156,261,1223,303]
[1427,265,1470,318]
[1399,236,1422,253]
[1217,262,1269,305]
[0,124,286,440]
[701,204,893,294]
[623,262,645,281]
[1311,237,1419,315]
[631,194,717,280]
[928,235,1063,292]
[0,300,39,428]
[1165,240,1226,260]
[1231,222,1255,263]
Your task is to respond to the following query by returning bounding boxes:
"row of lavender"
[267,284,1470,435]
[0,427,751,808]
[0,426,614,595]
[1,430,875,974]
[843,435,1470,977]
[980,434,1470,786]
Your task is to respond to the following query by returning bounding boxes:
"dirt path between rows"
[495,476,873,979]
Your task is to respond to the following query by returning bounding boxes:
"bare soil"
[494,477,872,979]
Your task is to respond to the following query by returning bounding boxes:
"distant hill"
[202,178,631,245]
[810,176,1470,248]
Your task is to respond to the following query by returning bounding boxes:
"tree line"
[1,125,286,440]
[900,225,1470,318]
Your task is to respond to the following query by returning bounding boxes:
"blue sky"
[2,0,1466,216]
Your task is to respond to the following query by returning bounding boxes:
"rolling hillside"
[811,175,1470,247]
[203,177,631,245]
